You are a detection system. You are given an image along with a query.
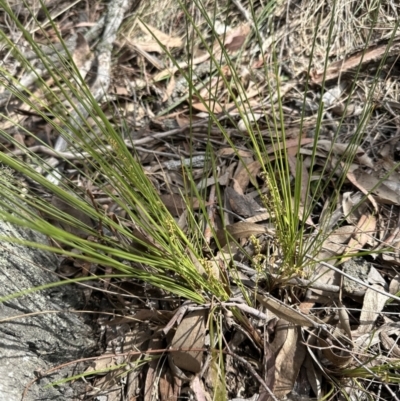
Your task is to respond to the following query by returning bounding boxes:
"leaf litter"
[2,0,400,400]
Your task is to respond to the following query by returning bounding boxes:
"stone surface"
[342,257,370,296]
[0,210,96,400]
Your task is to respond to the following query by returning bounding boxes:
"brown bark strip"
[312,36,400,84]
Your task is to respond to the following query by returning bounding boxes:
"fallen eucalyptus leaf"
[256,293,321,329]
[216,222,270,247]
[273,321,306,398]
[170,310,206,373]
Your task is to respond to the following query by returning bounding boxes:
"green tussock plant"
[1,0,400,398]
[136,0,400,398]
[0,1,231,305]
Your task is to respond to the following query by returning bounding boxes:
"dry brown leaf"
[316,140,355,155]
[295,202,314,226]
[381,253,400,267]
[163,74,176,102]
[368,265,386,286]
[380,329,400,358]
[88,324,151,400]
[379,144,396,167]
[160,193,187,217]
[316,201,341,231]
[190,375,208,401]
[217,147,253,158]
[389,274,400,295]
[159,367,181,401]
[234,160,261,191]
[318,329,353,368]
[383,179,400,193]
[170,310,207,373]
[342,213,377,262]
[357,284,390,334]
[85,354,118,378]
[133,309,173,324]
[256,294,320,328]
[317,305,353,369]
[354,322,400,352]
[262,344,276,398]
[379,227,400,266]
[243,80,263,97]
[115,85,129,96]
[153,47,218,81]
[232,177,245,195]
[145,336,165,401]
[72,32,93,77]
[315,141,373,168]
[191,101,223,114]
[225,187,266,218]
[130,38,162,53]
[245,211,271,223]
[287,155,308,206]
[273,322,306,398]
[270,319,289,354]
[311,36,400,84]
[298,302,314,315]
[175,114,190,127]
[216,222,270,247]
[337,301,352,340]
[137,20,183,51]
[160,193,203,217]
[308,246,342,293]
[346,169,379,211]
[324,225,355,253]
[199,77,225,99]
[303,353,322,399]
[223,99,260,116]
[196,172,228,190]
[204,258,222,282]
[188,248,207,276]
[358,213,378,245]
[168,351,192,382]
[353,169,400,205]
[356,152,375,169]
[131,224,165,252]
[223,24,251,52]
[342,191,365,224]
[13,133,25,146]
[268,138,314,156]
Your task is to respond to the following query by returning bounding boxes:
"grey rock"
[0,212,96,400]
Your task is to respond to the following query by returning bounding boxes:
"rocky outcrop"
[0,217,95,400]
